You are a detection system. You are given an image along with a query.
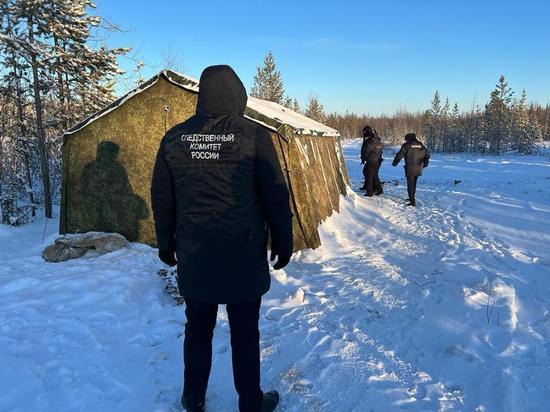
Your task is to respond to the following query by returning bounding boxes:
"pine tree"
[425,90,441,151]
[305,96,325,123]
[449,103,464,152]
[512,90,532,153]
[527,112,543,151]
[441,98,451,152]
[0,0,128,219]
[281,95,301,113]
[291,98,301,113]
[250,51,285,104]
[483,75,514,154]
[282,95,293,110]
[468,103,484,153]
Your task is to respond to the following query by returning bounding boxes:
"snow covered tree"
[0,0,128,219]
[425,91,441,151]
[448,103,466,152]
[510,89,543,154]
[305,96,325,123]
[440,98,451,152]
[291,98,301,113]
[282,95,300,113]
[467,103,484,153]
[511,90,533,154]
[250,51,285,104]
[483,75,514,154]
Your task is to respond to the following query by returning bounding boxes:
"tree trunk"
[544,103,549,140]
[53,34,69,130]
[13,56,36,216]
[28,18,52,218]
[0,134,4,221]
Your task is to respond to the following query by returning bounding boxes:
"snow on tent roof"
[65,70,340,137]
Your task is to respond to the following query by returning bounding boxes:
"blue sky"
[95,0,550,115]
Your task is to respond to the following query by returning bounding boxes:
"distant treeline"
[326,76,549,154]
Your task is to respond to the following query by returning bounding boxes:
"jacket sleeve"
[423,148,431,168]
[392,144,407,166]
[360,140,368,161]
[255,128,293,256]
[150,138,176,251]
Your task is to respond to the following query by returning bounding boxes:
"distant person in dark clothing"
[392,133,430,206]
[360,125,384,196]
[151,65,293,412]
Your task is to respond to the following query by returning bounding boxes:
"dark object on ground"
[157,268,184,305]
[261,391,280,412]
[158,250,177,266]
[183,298,264,411]
[454,180,462,185]
[407,201,416,207]
[151,65,293,304]
[42,232,128,262]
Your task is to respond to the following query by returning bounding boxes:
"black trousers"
[363,162,383,196]
[406,175,419,203]
[183,298,263,412]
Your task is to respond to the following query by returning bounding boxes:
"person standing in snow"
[360,125,384,196]
[392,132,430,206]
[151,65,293,412]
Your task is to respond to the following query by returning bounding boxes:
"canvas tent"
[60,70,349,251]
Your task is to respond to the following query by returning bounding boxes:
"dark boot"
[181,396,205,412]
[260,391,280,412]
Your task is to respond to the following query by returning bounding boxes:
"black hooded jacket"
[392,135,430,177]
[361,135,383,165]
[150,65,293,303]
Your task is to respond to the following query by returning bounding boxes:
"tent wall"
[61,77,349,250]
[61,78,197,245]
[273,133,348,250]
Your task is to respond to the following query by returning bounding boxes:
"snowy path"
[1,140,550,411]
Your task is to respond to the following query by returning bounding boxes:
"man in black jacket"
[360,125,384,196]
[392,132,430,206]
[151,65,293,412]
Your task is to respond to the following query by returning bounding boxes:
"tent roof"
[65,70,340,137]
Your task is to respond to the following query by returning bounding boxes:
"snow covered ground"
[1,139,550,411]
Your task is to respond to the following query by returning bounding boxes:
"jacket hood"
[405,133,417,142]
[196,65,247,116]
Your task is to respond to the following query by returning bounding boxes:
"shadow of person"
[80,141,148,241]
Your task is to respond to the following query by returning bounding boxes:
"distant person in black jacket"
[392,133,430,206]
[151,65,292,412]
[360,125,384,196]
